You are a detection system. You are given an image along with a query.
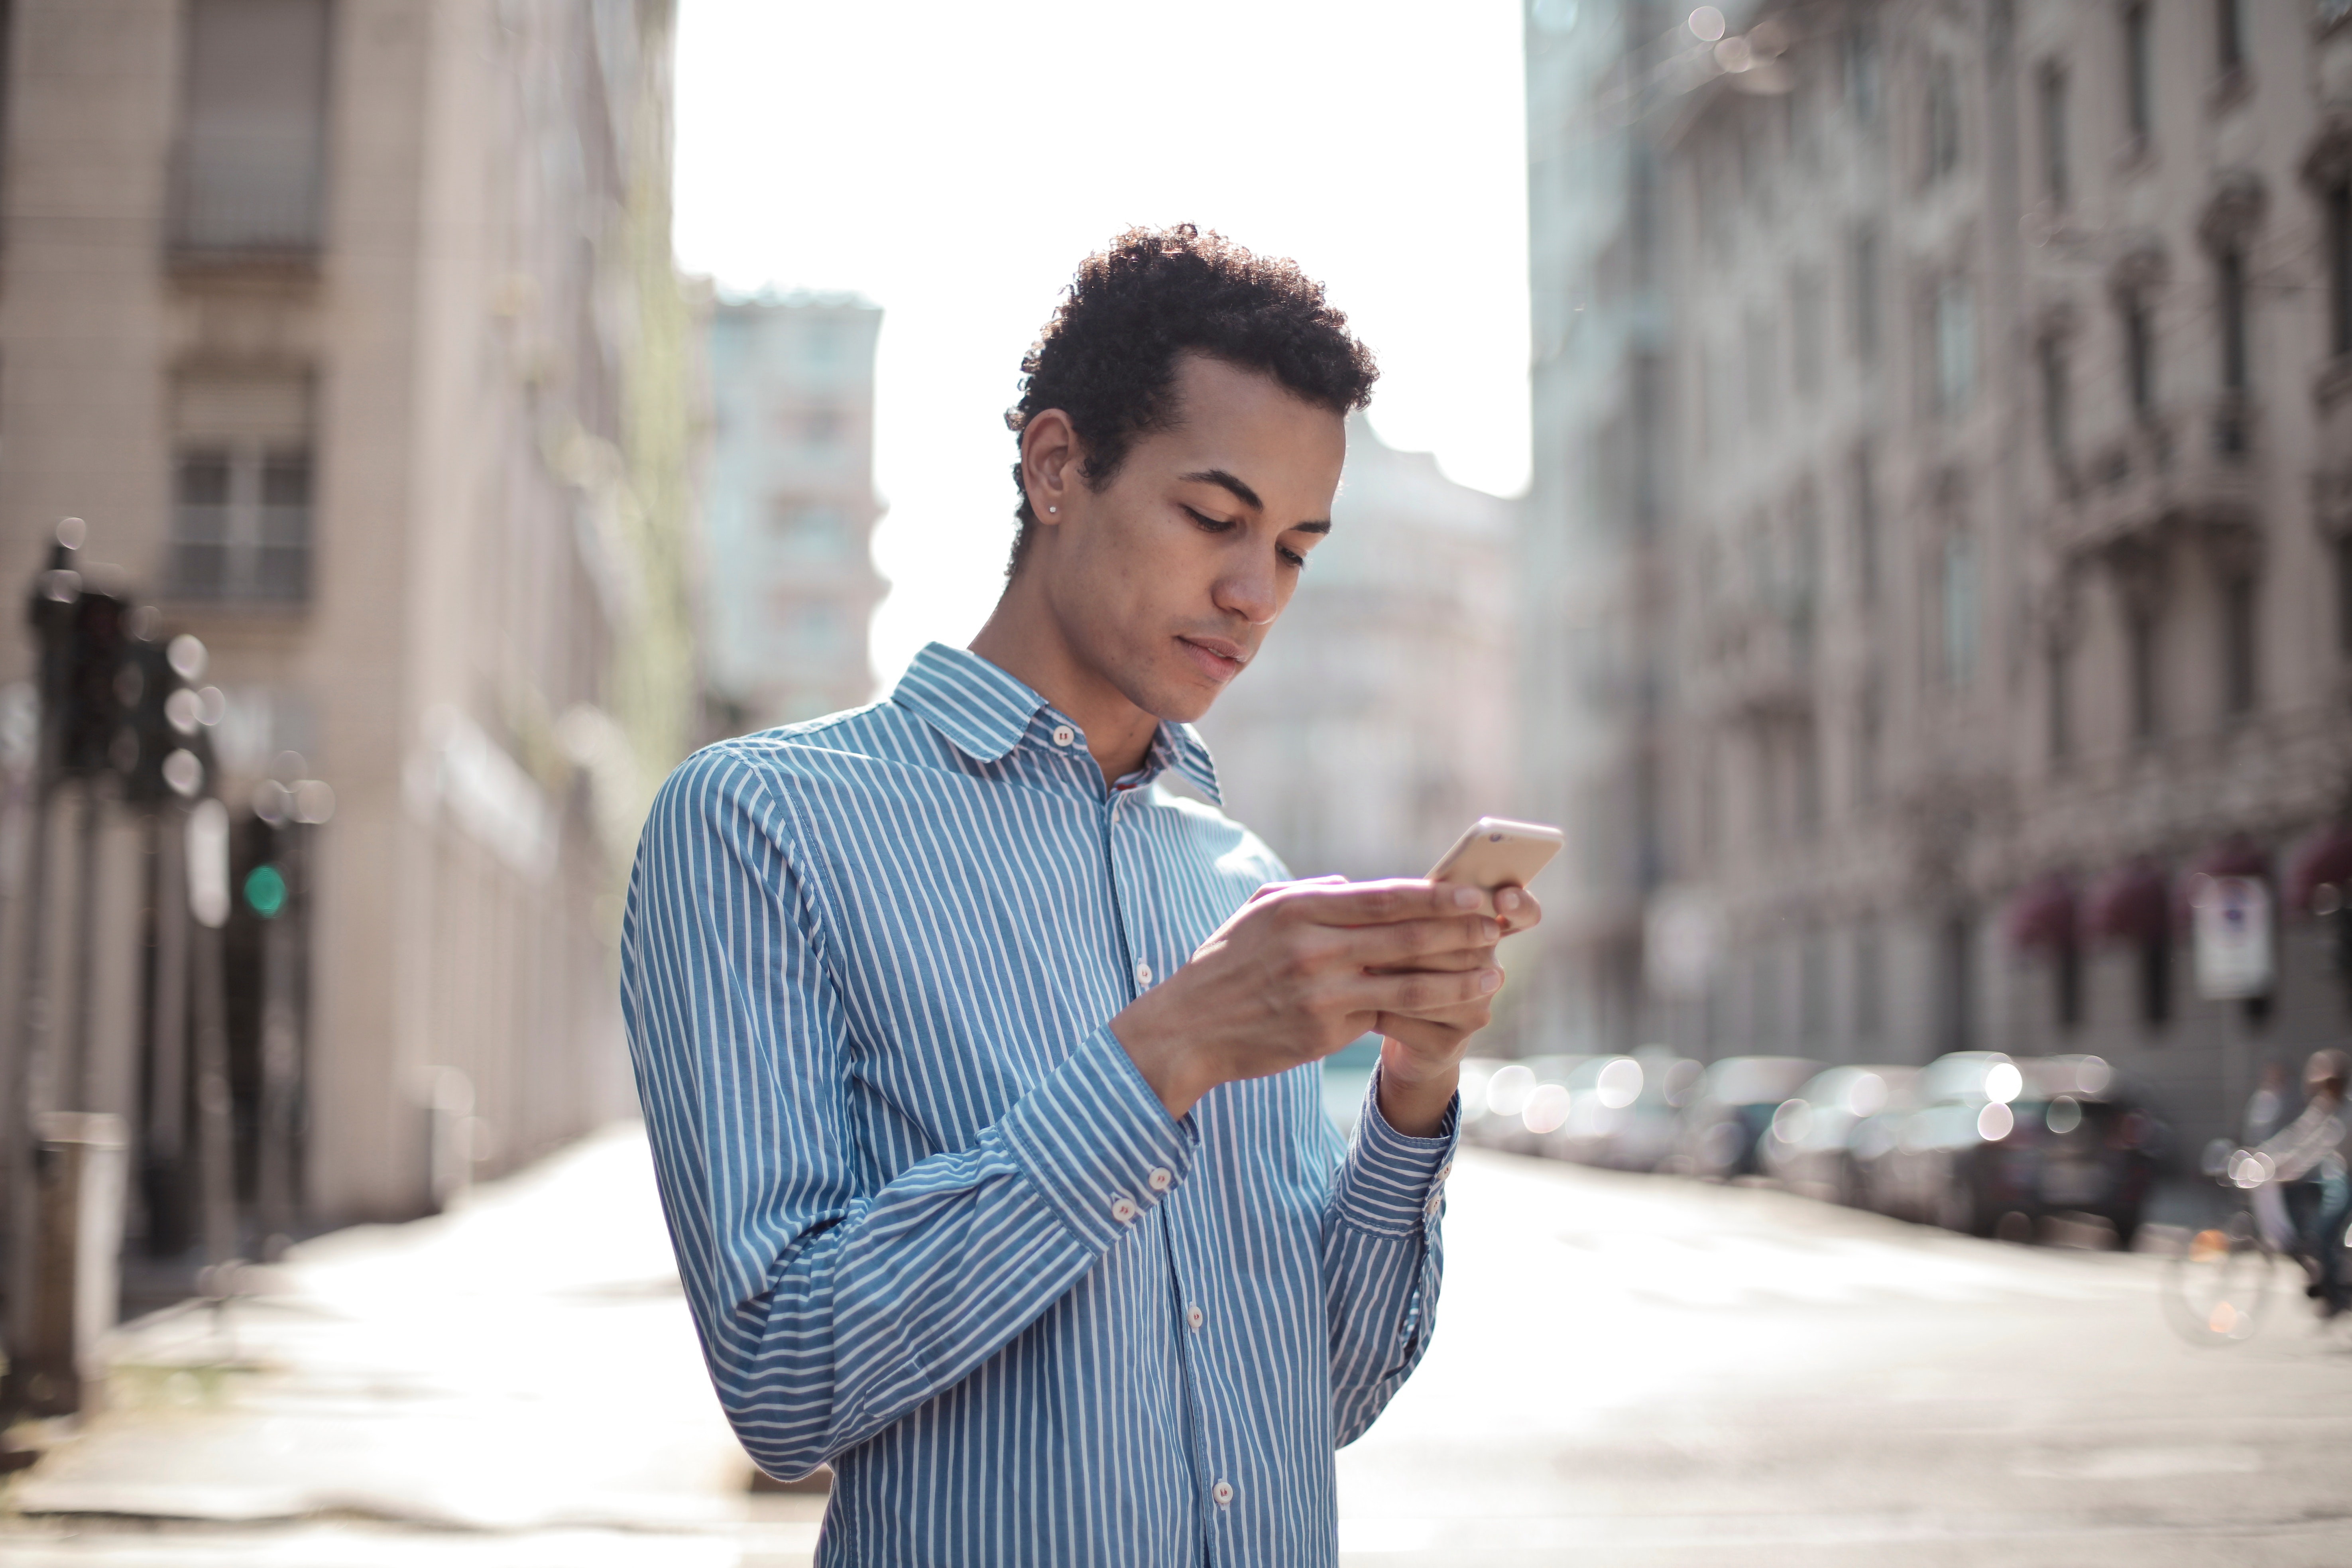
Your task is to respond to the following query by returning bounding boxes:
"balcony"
[1693,602,1814,724]
[2052,395,2261,559]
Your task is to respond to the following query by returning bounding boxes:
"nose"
[1212,547,1280,627]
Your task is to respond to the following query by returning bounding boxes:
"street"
[4,1128,2349,1566]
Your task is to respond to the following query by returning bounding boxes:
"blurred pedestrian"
[2259,1050,2349,1317]
[621,225,1540,1566]
[2242,1060,2292,1145]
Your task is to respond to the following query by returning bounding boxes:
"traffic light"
[116,631,215,805]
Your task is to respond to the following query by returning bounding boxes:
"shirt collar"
[891,642,1223,807]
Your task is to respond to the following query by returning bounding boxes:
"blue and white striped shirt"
[621,642,1457,1567]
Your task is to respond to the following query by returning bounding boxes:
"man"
[622,225,1538,1566]
[2260,1049,2349,1317]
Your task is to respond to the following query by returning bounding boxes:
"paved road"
[5,1135,2347,1565]
[1337,1152,2352,1566]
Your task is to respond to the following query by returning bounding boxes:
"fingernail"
[1480,969,1501,994]
[1497,889,1521,911]
[1452,887,1479,909]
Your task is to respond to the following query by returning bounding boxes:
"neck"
[970,569,1161,783]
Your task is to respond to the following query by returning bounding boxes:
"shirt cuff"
[1331,1064,1459,1239]
[996,1023,1198,1255]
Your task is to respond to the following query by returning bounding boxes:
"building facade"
[0,0,696,1241]
[701,294,886,732]
[1531,0,2352,1154]
[1200,414,1520,972]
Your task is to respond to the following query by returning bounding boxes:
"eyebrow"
[1178,469,1329,533]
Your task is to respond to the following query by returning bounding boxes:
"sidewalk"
[0,1125,822,1566]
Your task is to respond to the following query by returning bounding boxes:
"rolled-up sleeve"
[1321,1066,1459,1445]
[621,747,1193,1481]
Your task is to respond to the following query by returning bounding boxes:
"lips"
[1175,635,1248,684]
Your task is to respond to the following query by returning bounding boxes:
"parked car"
[1671,1056,1825,1180]
[1859,1052,2162,1243]
[1466,1054,1593,1155]
[1758,1064,1921,1204]
[1551,1048,1702,1171]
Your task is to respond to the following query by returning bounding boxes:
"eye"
[1180,504,1237,535]
[1278,545,1308,570]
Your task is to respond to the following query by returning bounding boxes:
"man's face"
[1030,353,1346,724]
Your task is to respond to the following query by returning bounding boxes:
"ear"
[1021,409,1080,525]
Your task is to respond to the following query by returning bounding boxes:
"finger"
[1375,1014,1482,1055]
[1351,965,1501,1016]
[1280,878,1485,928]
[1327,913,1499,970]
[1247,874,1346,907]
[1365,945,1493,977]
[1493,885,1544,934]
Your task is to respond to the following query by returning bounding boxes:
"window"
[1845,19,1880,121]
[2222,571,2258,716]
[1799,930,1827,1041]
[171,0,332,253]
[2216,248,2248,393]
[1850,226,1881,368]
[2122,293,2157,415]
[1792,268,1825,399]
[1853,926,1882,1043]
[1744,311,1776,431]
[1795,723,1821,838]
[1851,443,1878,598]
[2339,535,2352,659]
[1925,58,1961,182]
[1934,278,1974,418]
[1855,683,1881,808]
[2039,335,2071,464]
[2215,0,2244,74]
[169,374,313,602]
[2123,3,2154,148]
[2328,182,2352,360]
[2138,930,2171,1030]
[2055,938,2084,1033]
[2127,606,2161,742]
[771,501,851,559]
[2039,64,2070,205]
[789,602,844,661]
[2047,641,2072,764]
[1941,531,1979,687]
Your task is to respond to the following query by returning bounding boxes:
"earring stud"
[1047,506,1058,514]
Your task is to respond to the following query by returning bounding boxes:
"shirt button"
[1425,1193,1443,1217]
[1135,961,1153,986]
[1148,1167,1172,1192]
[1051,724,1076,747]
[1437,1163,1453,1182]
[1186,1304,1205,1331]
[1212,1479,1234,1507]
[1111,1196,1137,1224]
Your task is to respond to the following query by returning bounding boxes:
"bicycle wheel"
[2161,1213,2275,1346]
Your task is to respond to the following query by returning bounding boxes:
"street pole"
[2,523,82,1422]
[186,800,238,1288]
[144,805,191,1256]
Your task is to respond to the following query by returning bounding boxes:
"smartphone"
[1427,816,1564,892]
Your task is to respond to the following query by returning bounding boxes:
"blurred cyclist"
[2259,1049,2349,1318]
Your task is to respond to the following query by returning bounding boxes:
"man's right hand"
[1109,879,1503,1120]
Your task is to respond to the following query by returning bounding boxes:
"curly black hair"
[1003,224,1378,577]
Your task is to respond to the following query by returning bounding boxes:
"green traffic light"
[244,863,287,919]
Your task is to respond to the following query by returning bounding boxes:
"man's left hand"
[1376,884,1542,1136]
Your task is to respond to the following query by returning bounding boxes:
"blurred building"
[0,0,698,1242]
[1527,0,2352,1151]
[1202,413,1517,913]
[701,294,886,730]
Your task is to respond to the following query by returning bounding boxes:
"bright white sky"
[673,0,1532,689]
